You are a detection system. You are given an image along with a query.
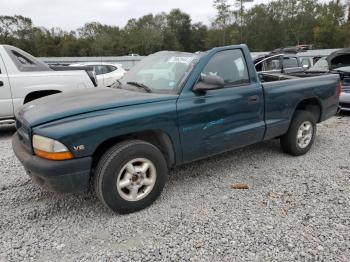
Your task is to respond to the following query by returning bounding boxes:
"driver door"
[177,49,265,162]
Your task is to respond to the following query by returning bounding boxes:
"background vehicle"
[297,55,325,70]
[13,45,340,214]
[254,47,331,73]
[307,48,350,111]
[0,45,97,124]
[70,62,126,87]
[254,48,304,74]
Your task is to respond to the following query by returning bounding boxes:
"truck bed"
[261,73,340,140]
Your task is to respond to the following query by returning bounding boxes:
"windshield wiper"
[126,81,152,93]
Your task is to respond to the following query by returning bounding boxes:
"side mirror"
[193,74,225,93]
[302,64,310,70]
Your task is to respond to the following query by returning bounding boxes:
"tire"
[94,140,168,214]
[280,110,316,156]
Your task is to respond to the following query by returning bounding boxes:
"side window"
[202,49,249,85]
[94,65,108,75]
[107,65,117,73]
[255,62,262,72]
[93,66,101,75]
[0,55,4,74]
[283,57,299,68]
[300,58,311,69]
[101,66,109,74]
[264,58,281,71]
[102,66,109,74]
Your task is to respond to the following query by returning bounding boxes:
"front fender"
[32,100,181,163]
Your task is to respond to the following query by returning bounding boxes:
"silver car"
[308,49,350,111]
[339,71,350,111]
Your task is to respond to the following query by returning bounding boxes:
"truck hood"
[18,88,178,127]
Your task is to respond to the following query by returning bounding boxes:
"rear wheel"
[280,110,316,156]
[94,140,168,214]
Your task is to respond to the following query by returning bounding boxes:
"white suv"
[70,63,126,87]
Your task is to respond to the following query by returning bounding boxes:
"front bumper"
[339,92,350,111]
[12,133,92,192]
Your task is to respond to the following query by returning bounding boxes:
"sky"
[0,0,267,30]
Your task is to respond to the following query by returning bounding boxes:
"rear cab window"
[4,46,52,72]
[12,51,35,66]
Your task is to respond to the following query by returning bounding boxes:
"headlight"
[32,135,73,160]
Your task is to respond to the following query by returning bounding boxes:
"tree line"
[0,0,349,57]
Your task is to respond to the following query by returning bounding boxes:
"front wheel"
[94,140,168,214]
[280,110,316,156]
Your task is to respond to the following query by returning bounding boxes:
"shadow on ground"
[337,111,350,117]
[0,124,16,138]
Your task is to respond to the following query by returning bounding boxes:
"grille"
[340,102,350,109]
[16,118,33,153]
[342,80,350,92]
[342,86,350,93]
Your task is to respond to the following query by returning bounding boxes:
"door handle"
[0,81,3,87]
[248,95,259,103]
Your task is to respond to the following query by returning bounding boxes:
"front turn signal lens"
[34,149,73,161]
[337,81,342,98]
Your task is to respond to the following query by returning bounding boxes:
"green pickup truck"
[13,45,340,213]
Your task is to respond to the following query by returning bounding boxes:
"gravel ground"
[0,115,349,262]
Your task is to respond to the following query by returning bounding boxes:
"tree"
[0,15,36,53]
[190,23,208,52]
[243,4,281,50]
[166,9,192,51]
[1,2,350,56]
[313,1,346,48]
[124,14,164,55]
[78,22,124,55]
[213,0,233,45]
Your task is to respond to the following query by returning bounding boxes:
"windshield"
[310,55,350,72]
[120,51,199,92]
[330,54,350,69]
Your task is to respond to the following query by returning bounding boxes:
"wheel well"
[294,98,322,123]
[24,90,61,104]
[92,130,176,170]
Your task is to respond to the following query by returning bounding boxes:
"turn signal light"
[34,149,74,161]
[337,82,342,98]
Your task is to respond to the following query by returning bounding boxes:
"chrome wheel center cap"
[131,174,139,182]
[116,158,157,202]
